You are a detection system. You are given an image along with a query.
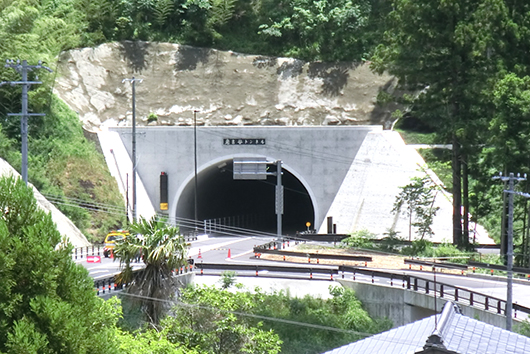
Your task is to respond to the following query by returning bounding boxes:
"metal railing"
[191,261,530,320]
[93,265,194,296]
[72,234,198,260]
[338,265,530,319]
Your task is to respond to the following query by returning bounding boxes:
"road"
[77,236,530,312]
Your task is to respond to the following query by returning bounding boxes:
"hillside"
[55,41,397,131]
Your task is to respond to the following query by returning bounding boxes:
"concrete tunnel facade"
[103,125,379,235]
[100,125,458,241]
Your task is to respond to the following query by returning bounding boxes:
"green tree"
[392,176,440,241]
[113,216,188,325]
[256,285,391,354]
[163,284,282,354]
[372,0,513,248]
[116,327,198,354]
[258,0,372,61]
[0,175,120,354]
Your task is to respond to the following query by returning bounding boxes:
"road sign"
[87,255,101,263]
[233,157,268,180]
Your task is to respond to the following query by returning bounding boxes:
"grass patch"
[1,97,126,243]
[395,128,437,145]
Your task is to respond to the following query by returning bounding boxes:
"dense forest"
[1,0,530,265]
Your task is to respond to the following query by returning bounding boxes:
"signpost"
[233,158,283,237]
[87,255,101,263]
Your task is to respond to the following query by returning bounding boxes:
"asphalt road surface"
[78,236,530,314]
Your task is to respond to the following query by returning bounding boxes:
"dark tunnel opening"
[176,160,314,235]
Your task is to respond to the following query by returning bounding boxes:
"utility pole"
[194,110,199,232]
[122,77,143,223]
[493,172,527,331]
[1,60,52,184]
[276,160,283,238]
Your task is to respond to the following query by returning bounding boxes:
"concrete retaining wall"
[337,279,509,329]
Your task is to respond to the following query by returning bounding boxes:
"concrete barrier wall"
[337,279,509,329]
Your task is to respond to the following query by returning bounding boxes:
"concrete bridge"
[98,125,464,241]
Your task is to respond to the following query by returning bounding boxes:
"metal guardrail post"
[485,297,489,311]
[440,284,444,298]
[469,293,474,306]
[413,278,418,291]
[455,288,458,301]
[425,281,429,294]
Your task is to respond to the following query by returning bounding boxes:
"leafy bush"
[219,270,237,289]
[401,239,434,257]
[341,229,377,249]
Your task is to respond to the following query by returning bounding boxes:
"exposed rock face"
[55,41,397,132]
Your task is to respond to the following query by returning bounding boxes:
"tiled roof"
[323,302,530,354]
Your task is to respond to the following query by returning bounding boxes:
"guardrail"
[195,262,338,280]
[93,264,194,296]
[192,262,530,320]
[254,247,372,264]
[404,258,468,271]
[468,261,530,276]
[73,234,199,260]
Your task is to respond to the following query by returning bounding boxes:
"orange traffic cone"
[198,249,202,259]
[227,249,231,259]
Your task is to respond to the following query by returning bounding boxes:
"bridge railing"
[193,262,530,320]
[338,265,530,320]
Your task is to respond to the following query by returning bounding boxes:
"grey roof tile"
[322,302,530,354]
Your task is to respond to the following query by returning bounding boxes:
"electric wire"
[41,192,308,241]
[116,292,432,348]
[119,292,373,337]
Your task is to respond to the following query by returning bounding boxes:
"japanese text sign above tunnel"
[233,157,268,180]
[224,138,266,145]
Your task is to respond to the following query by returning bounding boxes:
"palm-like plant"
[113,216,188,325]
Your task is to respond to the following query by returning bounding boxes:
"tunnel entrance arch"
[174,157,316,236]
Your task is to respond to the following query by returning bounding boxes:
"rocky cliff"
[55,41,397,132]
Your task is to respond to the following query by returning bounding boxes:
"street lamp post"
[123,77,143,223]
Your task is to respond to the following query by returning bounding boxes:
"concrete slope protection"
[0,158,90,247]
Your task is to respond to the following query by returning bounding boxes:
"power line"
[119,292,373,336]
[41,192,296,240]
[118,291,429,348]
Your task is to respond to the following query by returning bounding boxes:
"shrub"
[341,230,377,249]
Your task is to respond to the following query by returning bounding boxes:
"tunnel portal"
[176,160,314,235]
